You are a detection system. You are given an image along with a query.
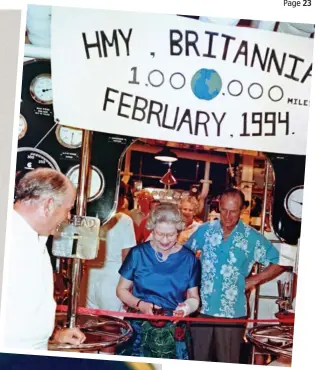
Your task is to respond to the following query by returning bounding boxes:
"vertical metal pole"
[251,160,270,364]
[67,130,93,328]
[260,161,270,235]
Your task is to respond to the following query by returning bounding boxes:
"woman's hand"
[172,303,189,324]
[138,301,161,315]
[173,303,188,317]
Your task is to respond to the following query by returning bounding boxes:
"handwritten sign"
[51,7,314,155]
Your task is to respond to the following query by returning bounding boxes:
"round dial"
[56,125,83,149]
[182,191,189,199]
[30,73,53,104]
[152,190,159,198]
[284,185,303,222]
[66,165,105,202]
[18,114,28,140]
[191,186,198,193]
[15,147,60,186]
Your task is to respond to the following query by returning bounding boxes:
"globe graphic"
[191,68,222,100]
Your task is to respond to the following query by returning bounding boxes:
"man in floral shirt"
[184,188,286,363]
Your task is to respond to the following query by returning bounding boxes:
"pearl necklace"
[154,243,177,263]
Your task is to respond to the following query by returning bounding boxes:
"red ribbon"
[56,305,294,324]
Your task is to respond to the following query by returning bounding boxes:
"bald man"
[1,168,86,350]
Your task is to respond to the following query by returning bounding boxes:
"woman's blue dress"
[117,242,200,359]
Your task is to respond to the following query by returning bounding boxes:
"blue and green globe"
[191,68,222,100]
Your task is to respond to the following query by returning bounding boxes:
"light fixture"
[154,147,178,162]
[160,167,177,186]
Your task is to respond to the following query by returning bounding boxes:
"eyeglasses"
[153,230,177,240]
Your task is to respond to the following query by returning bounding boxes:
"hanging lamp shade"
[154,147,178,162]
[160,168,177,186]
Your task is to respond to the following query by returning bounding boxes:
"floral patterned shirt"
[184,219,279,318]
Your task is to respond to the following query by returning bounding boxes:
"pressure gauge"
[284,185,303,222]
[152,190,159,198]
[66,165,105,202]
[56,125,83,149]
[30,73,53,104]
[15,147,60,186]
[18,114,28,140]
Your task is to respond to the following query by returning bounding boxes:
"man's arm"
[246,263,287,291]
[183,222,207,251]
[246,231,288,291]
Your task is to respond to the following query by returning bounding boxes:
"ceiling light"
[154,147,178,162]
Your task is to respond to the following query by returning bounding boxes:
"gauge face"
[284,185,303,222]
[15,147,60,186]
[56,125,83,149]
[66,165,105,202]
[167,189,173,197]
[30,73,53,104]
[18,114,28,140]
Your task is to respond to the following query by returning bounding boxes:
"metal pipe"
[251,159,270,364]
[200,162,211,198]
[121,149,133,184]
[199,161,212,218]
[67,130,93,328]
[259,295,281,300]
[76,131,92,217]
[260,161,270,235]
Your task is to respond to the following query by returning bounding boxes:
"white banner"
[51,7,314,155]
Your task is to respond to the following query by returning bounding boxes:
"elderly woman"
[116,203,200,359]
[178,196,202,245]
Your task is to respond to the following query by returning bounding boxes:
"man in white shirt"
[1,168,86,350]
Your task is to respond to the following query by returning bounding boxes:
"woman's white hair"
[146,202,185,231]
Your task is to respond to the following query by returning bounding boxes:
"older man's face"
[219,194,242,231]
[47,185,76,235]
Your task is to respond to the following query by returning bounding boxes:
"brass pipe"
[260,161,270,235]
[67,130,93,328]
[76,131,93,217]
[251,159,270,364]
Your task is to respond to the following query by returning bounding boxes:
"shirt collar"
[216,218,243,234]
[13,209,48,251]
